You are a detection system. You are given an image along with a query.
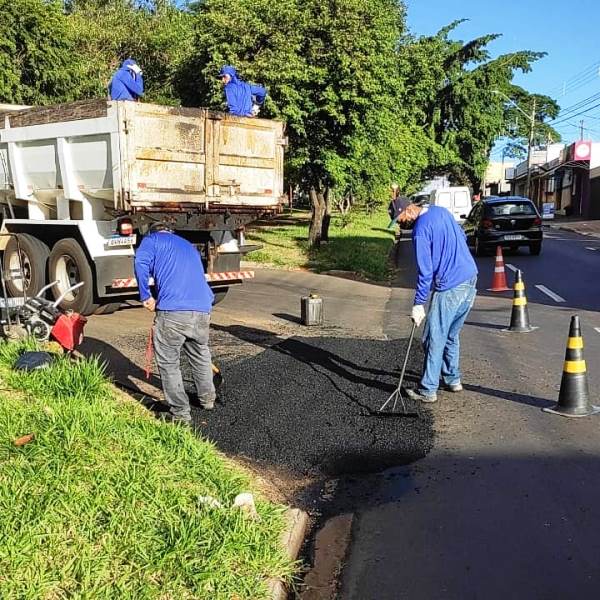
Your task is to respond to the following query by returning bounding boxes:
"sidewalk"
[548,217,600,238]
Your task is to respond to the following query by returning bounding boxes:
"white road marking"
[595,328,600,335]
[586,247,597,251]
[505,263,518,273]
[535,285,565,303]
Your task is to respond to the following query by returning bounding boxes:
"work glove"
[128,63,143,76]
[250,103,260,117]
[411,304,426,327]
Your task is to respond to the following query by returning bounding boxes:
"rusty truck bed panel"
[0,100,285,217]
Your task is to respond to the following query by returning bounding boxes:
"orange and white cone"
[487,245,511,292]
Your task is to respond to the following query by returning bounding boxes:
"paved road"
[337,228,600,599]
[81,267,432,480]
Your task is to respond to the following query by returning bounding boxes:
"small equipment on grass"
[0,234,88,352]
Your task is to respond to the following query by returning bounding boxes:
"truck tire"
[94,303,121,315]
[48,238,97,315]
[3,234,50,297]
[212,287,229,305]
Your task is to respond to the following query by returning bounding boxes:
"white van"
[428,187,472,223]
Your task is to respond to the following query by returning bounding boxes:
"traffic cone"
[487,246,511,292]
[543,316,600,418]
[504,270,536,332]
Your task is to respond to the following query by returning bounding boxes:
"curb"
[551,224,600,239]
[269,507,310,600]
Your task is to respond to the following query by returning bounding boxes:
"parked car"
[428,187,472,223]
[462,196,543,256]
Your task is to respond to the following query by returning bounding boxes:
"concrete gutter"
[549,223,600,239]
[269,508,310,599]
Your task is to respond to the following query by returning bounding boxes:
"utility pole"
[580,120,585,140]
[525,97,536,202]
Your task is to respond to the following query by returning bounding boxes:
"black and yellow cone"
[543,316,600,418]
[504,269,536,333]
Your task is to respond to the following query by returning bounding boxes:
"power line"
[552,99,600,126]
[550,90,600,122]
[547,60,600,96]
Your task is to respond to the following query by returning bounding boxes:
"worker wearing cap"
[219,65,266,117]
[397,203,478,403]
[109,58,144,101]
[134,223,216,425]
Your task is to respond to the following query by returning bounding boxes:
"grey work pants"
[153,310,216,422]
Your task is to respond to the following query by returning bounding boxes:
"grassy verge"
[246,209,395,281]
[0,340,294,599]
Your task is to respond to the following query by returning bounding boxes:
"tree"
[181,0,413,247]
[0,0,86,105]
[399,21,559,190]
[69,0,194,104]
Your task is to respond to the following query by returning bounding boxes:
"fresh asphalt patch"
[192,325,434,477]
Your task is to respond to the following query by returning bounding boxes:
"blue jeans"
[419,277,477,396]
[153,311,216,422]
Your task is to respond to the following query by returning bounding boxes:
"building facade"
[508,142,600,219]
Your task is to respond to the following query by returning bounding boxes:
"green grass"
[0,340,294,599]
[247,209,396,281]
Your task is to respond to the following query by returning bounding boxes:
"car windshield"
[487,202,536,217]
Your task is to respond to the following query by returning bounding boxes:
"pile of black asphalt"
[191,324,434,477]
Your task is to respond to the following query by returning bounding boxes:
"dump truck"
[0,100,286,314]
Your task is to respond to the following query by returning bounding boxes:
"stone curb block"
[269,508,310,600]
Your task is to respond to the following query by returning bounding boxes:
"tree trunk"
[308,186,326,248]
[336,192,352,216]
[321,187,333,242]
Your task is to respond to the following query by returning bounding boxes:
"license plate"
[503,234,523,241]
[106,235,137,247]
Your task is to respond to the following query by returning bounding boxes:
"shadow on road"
[464,382,554,409]
[335,452,600,600]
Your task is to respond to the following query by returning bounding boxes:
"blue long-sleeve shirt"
[109,59,144,101]
[412,206,477,305]
[134,231,214,312]
[220,66,266,117]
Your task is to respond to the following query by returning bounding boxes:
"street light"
[492,90,537,201]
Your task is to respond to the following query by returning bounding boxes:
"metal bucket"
[301,293,323,326]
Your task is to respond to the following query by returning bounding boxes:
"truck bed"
[0,100,286,219]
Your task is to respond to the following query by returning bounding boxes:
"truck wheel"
[212,287,229,305]
[94,303,121,315]
[3,234,49,297]
[49,238,97,315]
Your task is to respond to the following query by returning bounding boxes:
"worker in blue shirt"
[397,203,478,403]
[134,223,216,424]
[109,58,144,101]
[219,65,266,117]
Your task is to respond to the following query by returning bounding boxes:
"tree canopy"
[0,0,559,206]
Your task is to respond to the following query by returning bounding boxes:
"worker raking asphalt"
[194,326,434,476]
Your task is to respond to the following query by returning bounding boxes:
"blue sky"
[406,0,600,150]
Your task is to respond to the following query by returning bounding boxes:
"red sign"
[572,141,592,161]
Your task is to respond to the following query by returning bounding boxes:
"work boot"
[158,412,192,427]
[406,388,438,403]
[443,381,463,393]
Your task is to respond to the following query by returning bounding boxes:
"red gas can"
[51,313,88,351]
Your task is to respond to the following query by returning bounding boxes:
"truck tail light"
[118,218,133,236]
[533,217,542,226]
[482,219,493,229]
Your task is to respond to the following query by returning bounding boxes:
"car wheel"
[49,238,98,315]
[530,242,542,256]
[3,234,50,297]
